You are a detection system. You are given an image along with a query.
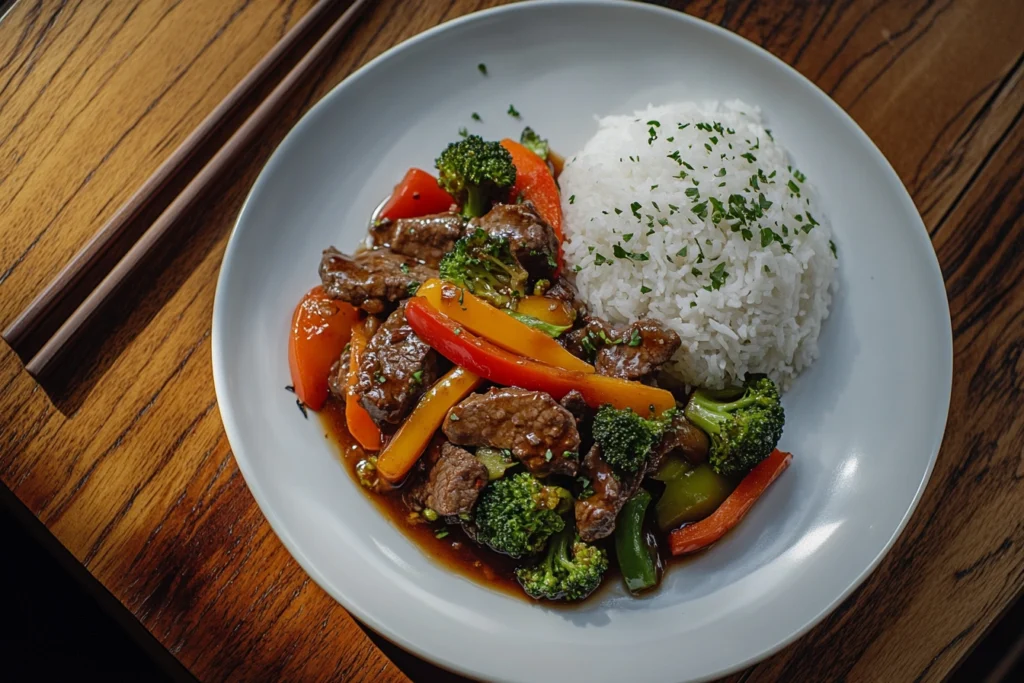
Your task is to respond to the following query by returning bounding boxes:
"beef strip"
[559,389,593,453]
[443,387,579,477]
[563,317,681,381]
[369,211,464,268]
[646,412,710,475]
[574,444,642,542]
[471,202,558,278]
[545,276,588,318]
[320,247,436,314]
[410,442,488,516]
[328,355,348,401]
[355,301,440,431]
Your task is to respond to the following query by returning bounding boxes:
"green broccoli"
[683,374,784,477]
[435,134,516,218]
[592,405,674,473]
[473,472,570,558]
[515,523,608,601]
[438,228,528,308]
[519,127,549,161]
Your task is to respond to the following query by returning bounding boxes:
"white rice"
[559,101,838,390]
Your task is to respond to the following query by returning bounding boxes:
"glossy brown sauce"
[319,398,526,597]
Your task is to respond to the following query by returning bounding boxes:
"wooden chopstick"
[5,0,370,380]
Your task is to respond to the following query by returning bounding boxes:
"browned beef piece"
[410,443,488,516]
[563,317,681,381]
[545,276,587,318]
[355,302,439,431]
[575,445,641,542]
[646,413,710,475]
[328,355,348,401]
[369,212,464,268]
[471,202,558,278]
[320,248,436,314]
[443,387,579,477]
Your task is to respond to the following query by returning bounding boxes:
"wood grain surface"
[1,1,1022,681]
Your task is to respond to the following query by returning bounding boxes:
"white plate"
[211,2,952,681]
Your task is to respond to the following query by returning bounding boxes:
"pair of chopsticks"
[2,0,370,381]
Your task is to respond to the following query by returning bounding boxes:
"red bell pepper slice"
[669,449,792,556]
[404,297,675,415]
[378,168,455,221]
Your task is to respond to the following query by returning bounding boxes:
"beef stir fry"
[288,131,790,602]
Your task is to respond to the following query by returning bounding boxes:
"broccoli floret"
[473,472,570,558]
[435,134,516,218]
[515,524,608,601]
[519,127,549,161]
[438,228,528,308]
[683,374,784,477]
[592,405,673,473]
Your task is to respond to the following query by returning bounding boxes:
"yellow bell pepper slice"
[417,279,594,374]
[376,366,483,484]
[515,295,576,327]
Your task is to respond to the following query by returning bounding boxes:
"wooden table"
[1,0,1022,680]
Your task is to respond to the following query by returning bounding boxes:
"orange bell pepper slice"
[501,139,563,243]
[404,297,675,415]
[515,295,575,328]
[345,322,383,451]
[376,366,484,484]
[669,449,792,556]
[288,286,360,411]
[417,279,593,374]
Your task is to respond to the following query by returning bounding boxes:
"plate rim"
[211,1,954,680]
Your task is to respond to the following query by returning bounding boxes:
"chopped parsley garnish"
[594,252,609,266]
[685,187,700,200]
[793,168,807,182]
[691,267,702,277]
[435,529,450,540]
[458,126,468,137]
[471,112,481,122]
[658,217,669,226]
[830,240,838,257]
[407,281,421,296]
[640,285,652,294]
[399,262,410,274]
[667,150,683,165]
[709,262,728,290]
[788,179,801,195]
[647,120,661,127]
[648,127,658,144]
[507,104,521,118]
[691,201,708,221]
[545,449,554,462]
[715,168,726,177]
[623,233,634,242]
[627,328,643,347]
[630,201,642,219]
[676,246,687,258]
[741,152,756,163]
[478,63,488,75]
[411,369,424,384]
[569,194,575,204]
[614,208,623,215]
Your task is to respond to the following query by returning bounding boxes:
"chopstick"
[3,0,370,380]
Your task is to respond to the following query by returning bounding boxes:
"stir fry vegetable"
[378,168,455,221]
[514,294,575,327]
[655,464,734,531]
[345,322,383,451]
[436,135,517,218]
[516,524,608,601]
[669,449,792,556]
[404,297,676,414]
[288,286,359,411]
[417,279,592,373]
[683,375,784,477]
[592,405,673,474]
[614,489,659,593]
[376,367,483,484]
[474,472,570,558]
[438,228,528,308]
[501,138,563,243]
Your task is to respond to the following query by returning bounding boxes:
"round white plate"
[212,2,952,681]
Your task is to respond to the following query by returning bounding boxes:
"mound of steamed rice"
[559,101,837,390]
